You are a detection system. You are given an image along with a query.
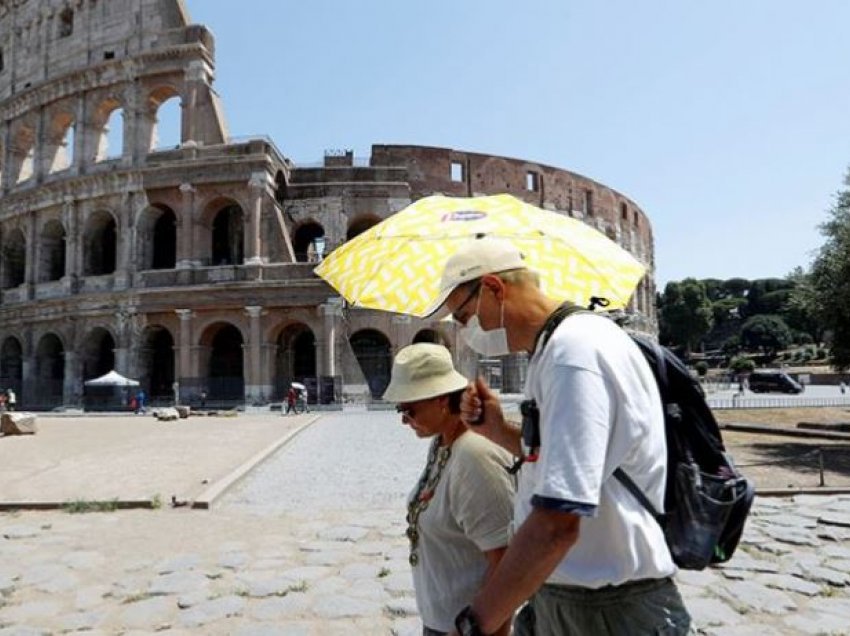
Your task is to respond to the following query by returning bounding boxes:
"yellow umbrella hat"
[314,194,646,317]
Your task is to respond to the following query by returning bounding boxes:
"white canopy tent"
[83,370,140,387]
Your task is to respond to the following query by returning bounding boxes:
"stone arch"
[199,322,244,400]
[13,123,36,183]
[83,210,117,275]
[292,221,326,262]
[138,325,175,400]
[2,228,26,289]
[93,97,124,162]
[46,110,75,174]
[209,202,245,266]
[146,85,181,151]
[38,219,66,282]
[80,327,116,381]
[349,328,392,399]
[273,322,316,400]
[0,335,23,398]
[35,333,64,408]
[346,213,382,241]
[411,328,450,347]
[136,204,176,270]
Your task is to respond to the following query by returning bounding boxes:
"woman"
[383,343,514,636]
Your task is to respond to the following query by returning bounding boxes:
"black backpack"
[534,303,755,570]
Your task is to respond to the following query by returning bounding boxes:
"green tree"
[658,279,714,354]
[810,178,850,370]
[729,356,755,373]
[722,278,750,299]
[785,266,827,345]
[740,314,792,357]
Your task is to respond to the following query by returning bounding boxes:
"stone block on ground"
[175,405,191,418]
[1,411,37,435]
[154,407,180,422]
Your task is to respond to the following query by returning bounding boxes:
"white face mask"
[459,288,510,357]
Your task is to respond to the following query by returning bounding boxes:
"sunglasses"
[451,281,481,324]
[396,404,415,419]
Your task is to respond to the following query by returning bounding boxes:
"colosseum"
[0,0,656,409]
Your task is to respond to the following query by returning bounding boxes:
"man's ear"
[480,274,505,302]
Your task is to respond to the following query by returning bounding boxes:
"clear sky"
[184,0,850,288]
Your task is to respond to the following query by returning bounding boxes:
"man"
[423,238,690,636]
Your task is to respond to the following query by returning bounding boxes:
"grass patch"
[63,499,120,514]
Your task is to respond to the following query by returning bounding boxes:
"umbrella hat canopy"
[315,194,646,317]
[83,370,140,387]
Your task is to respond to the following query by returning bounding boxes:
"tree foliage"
[658,279,713,354]
[740,314,792,357]
[809,177,850,370]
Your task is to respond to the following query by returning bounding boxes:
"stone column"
[245,173,265,265]
[62,351,79,407]
[25,211,36,298]
[244,305,266,402]
[175,309,193,393]
[182,60,209,145]
[177,183,196,269]
[318,299,343,378]
[1,121,12,192]
[21,355,35,407]
[72,93,86,175]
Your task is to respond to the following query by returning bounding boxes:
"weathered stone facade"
[0,0,656,409]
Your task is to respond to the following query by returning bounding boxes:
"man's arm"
[465,507,580,634]
[482,547,510,636]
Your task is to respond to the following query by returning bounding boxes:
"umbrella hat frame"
[315,194,646,317]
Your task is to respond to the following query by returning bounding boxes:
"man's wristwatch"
[454,605,485,636]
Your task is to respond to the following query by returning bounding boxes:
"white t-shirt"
[411,431,515,631]
[517,312,675,588]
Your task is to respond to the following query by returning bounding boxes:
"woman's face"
[396,396,447,438]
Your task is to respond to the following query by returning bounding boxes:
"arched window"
[48,113,75,174]
[150,95,181,151]
[211,205,244,265]
[2,229,26,288]
[39,220,66,282]
[84,211,117,276]
[58,8,74,38]
[95,103,124,162]
[292,222,326,262]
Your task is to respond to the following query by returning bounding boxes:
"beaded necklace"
[406,437,452,566]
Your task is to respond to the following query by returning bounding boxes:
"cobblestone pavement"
[0,410,849,634]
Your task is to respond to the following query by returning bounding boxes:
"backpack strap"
[613,468,662,522]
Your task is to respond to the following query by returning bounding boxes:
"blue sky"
[184,1,850,287]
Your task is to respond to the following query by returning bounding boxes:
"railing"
[708,395,850,409]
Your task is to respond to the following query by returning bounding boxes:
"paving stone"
[303,550,349,566]
[716,580,797,615]
[233,624,303,636]
[34,570,79,593]
[316,525,369,542]
[176,594,246,627]
[753,573,823,596]
[57,610,105,631]
[1,524,41,540]
[0,575,15,595]
[155,553,201,574]
[148,570,210,596]
[310,576,348,595]
[805,596,850,617]
[239,575,301,598]
[687,596,744,628]
[347,579,389,601]
[385,597,419,618]
[391,616,423,636]
[354,541,389,556]
[762,526,822,546]
[176,589,209,609]
[381,571,414,594]
[782,611,850,634]
[218,551,249,569]
[0,627,49,636]
[278,565,332,582]
[247,595,311,620]
[822,545,850,559]
[61,550,106,570]
[118,595,174,630]
[796,564,850,587]
[311,595,383,619]
[819,511,850,528]
[74,584,112,610]
[339,562,381,581]
[0,600,63,622]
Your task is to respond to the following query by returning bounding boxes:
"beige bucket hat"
[382,343,469,403]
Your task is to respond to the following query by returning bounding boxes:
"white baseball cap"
[382,343,469,403]
[422,238,526,318]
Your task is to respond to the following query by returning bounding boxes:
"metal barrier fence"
[735,445,850,488]
[709,395,850,409]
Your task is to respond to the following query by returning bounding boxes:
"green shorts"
[514,577,691,636]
